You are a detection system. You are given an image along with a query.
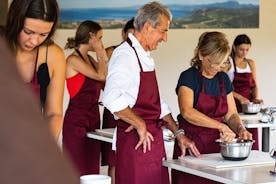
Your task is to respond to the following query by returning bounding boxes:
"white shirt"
[102,33,171,120]
[227,57,252,82]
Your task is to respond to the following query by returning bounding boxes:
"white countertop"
[86,128,175,158]
[86,131,113,143]
[239,113,274,129]
[163,151,276,184]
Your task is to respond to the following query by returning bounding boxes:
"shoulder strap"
[45,44,49,63]
[75,49,85,61]
[126,38,143,72]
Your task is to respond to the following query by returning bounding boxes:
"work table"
[163,151,276,184]
[240,112,275,152]
[87,127,276,183]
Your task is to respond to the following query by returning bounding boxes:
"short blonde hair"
[191,31,230,69]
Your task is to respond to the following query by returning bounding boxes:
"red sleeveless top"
[66,73,85,99]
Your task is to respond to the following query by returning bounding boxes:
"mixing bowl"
[242,103,261,114]
[217,139,254,161]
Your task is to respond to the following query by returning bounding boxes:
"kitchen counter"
[86,128,175,158]
[88,128,276,183]
[86,130,113,143]
[87,112,274,152]
[163,151,276,184]
[239,113,275,152]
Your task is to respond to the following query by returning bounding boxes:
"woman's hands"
[252,98,264,104]
[90,34,104,53]
[219,124,236,143]
[239,96,250,104]
[237,125,252,140]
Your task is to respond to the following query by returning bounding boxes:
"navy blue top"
[176,66,233,107]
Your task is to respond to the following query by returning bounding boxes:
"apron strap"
[126,38,143,72]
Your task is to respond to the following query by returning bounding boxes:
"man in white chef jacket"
[102,2,201,184]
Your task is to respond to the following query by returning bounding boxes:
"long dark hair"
[230,34,251,58]
[65,20,102,49]
[5,0,59,51]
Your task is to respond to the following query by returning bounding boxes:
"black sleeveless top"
[31,46,50,108]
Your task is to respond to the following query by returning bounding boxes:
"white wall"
[55,0,276,149]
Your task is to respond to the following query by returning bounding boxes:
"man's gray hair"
[134,1,172,32]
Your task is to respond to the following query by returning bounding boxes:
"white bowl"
[80,175,111,184]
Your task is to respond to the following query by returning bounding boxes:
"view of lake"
[58,1,259,29]
[60,8,190,21]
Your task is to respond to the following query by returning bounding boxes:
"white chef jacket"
[102,33,171,120]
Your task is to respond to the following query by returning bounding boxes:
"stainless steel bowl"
[242,103,261,114]
[218,139,254,161]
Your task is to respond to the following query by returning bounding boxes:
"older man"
[102,2,201,184]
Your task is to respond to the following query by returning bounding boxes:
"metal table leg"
[262,127,270,152]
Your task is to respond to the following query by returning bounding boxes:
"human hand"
[219,124,236,143]
[238,128,252,140]
[177,134,201,158]
[90,34,104,52]
[252,98,264,104]
[240,97,250,104]
[135,125,154,153]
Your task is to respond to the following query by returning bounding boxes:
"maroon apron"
[232,60,258,150]
[115,38,169,184]
[101,107,116,166]
[172,73,227,184]
[63,67,102,176]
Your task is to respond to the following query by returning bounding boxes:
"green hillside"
[170,7,259,29]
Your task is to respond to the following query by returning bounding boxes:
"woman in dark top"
[4,0,66,141]
[172,31,252,184]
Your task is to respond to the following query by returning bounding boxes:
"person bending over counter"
[172,31,252,184]
[223,34,263,150]
[4,0,66,141]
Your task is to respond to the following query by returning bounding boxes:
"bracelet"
[174,129,185,138]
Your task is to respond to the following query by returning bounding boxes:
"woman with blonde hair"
[172,32,252,184]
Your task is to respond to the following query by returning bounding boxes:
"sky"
[58,0,259,9]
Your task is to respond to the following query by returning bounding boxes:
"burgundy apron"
[115,38,169,184]
[232,60,258,150]
[172,73,227,184]
[62,62,102,176]
[101,107,116,166]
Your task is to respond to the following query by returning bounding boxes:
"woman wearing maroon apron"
[102,3,200,184]
[225,34,263,150]
[62,21,108,176]
[4,0,65,141]
[172,32,252,184]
